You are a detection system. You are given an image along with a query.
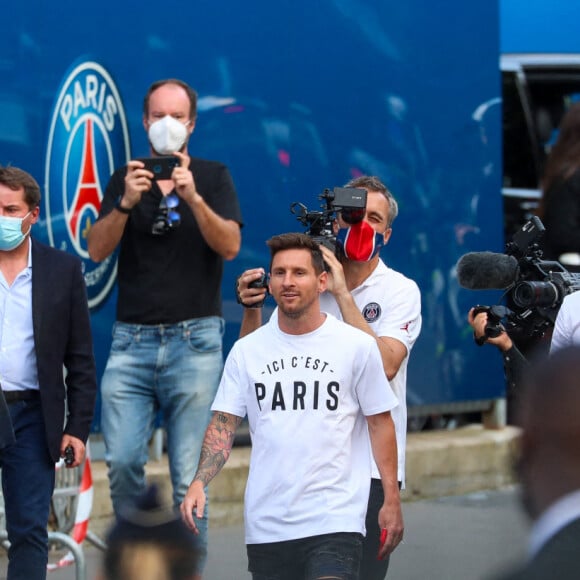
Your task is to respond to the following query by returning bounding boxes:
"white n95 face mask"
[148,116,190,155]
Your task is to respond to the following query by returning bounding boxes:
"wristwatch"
[115,197,132,215]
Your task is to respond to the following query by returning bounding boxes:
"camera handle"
[472,305,512,345]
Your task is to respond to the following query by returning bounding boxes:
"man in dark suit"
[0,166,97,580]
[490,345,580,580]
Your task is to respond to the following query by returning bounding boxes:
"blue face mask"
[0,212,31,251]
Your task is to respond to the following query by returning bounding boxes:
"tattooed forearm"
[193,412,243,486]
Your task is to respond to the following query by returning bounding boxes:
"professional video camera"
[457,216,580,339]
[290,187,367,252]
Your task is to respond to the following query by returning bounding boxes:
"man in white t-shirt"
[237,176,421,579]
[550,291,580,352]
[181,233,403,579]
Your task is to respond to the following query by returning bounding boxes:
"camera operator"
[467,290,580,421]
[467,308,528,412]
[236,176,422,580]
[460,215,580,421]
[469,283,580,370]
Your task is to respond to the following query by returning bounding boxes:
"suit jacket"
[0,239,97,461]
[0,388,15,448]
[492,517,580,580]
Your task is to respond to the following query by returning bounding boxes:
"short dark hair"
[0,165,41,209]
[143,79,198,121]
[345,175,399,227]
[267,232,325,275]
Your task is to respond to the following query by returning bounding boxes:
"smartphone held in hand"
[137,156,179,180]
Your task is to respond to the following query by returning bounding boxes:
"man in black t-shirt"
[88,78,243,580]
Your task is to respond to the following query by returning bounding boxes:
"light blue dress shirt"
[0,243,39,392]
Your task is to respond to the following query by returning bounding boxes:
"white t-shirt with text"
[212,312,397,544]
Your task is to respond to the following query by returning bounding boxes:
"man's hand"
[180,480,206,534]
[467,308,513,352]
[123,160,155,208]
[319,245,349,297]
[236,268,268,308]
[377,495,404,559]
[172,151,199,205]
[60,435,85,469]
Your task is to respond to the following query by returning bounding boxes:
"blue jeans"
[100,316,224,574]
[247,532,363,580]
[1,398,55,580]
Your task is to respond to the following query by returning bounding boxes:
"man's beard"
[278,304,306,319]
[277,294,317,320]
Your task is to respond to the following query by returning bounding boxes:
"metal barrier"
[51,458,83,535]
[0,530,87,580]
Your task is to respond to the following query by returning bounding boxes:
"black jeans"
[247,531,363,580]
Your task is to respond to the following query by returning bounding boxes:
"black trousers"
[360,478,401,580]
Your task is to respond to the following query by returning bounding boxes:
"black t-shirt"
[98,158,243,324]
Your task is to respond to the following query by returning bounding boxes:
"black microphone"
[456,252,519,290]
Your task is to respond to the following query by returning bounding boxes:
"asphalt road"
[0,486,529,580]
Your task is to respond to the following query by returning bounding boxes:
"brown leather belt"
[2,390,40,404]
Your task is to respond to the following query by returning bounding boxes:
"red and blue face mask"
[336,220,384,261]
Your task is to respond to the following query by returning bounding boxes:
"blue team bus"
[2,0,553,436]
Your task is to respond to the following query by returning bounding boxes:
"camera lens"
[512,281,559,308]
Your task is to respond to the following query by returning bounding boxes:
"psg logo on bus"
[45,59,130,308]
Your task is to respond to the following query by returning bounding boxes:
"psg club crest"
[44,59,130,308]
[363,302,381,323]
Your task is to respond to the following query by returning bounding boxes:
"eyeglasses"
[151,193,181,235]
